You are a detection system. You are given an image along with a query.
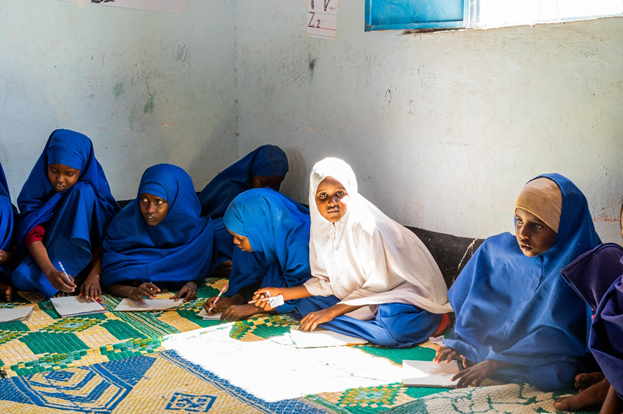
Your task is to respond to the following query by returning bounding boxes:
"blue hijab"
[445,173,601,390]
[562,244,623,399]
[0,162,16,273]
[16,129,119,255]
[199,145,289,218]
[223,188,311,310]
[101,164,218,287]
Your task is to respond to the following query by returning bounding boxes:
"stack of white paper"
[50,296,107,318]
[113,298,183,312]
[290,326,368,348]
[198,308,223,320]
[402,360,460,388]
[0,306,34,323]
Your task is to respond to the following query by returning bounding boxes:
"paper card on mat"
[198,308,222,320]
[290,327,368,348]
[114,298,182,312]
[402,360,460,388]
[0,306,34,323]
[50,296,106,317]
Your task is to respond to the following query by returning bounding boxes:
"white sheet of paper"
[198,308,222,320]
[114,298,182,312]
[307,0,338,40]
[402,360,460,388]
[50,296,106,317]
[0,306,34,323]
[290,327,368,348]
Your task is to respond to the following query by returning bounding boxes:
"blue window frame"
[365,0,469,31]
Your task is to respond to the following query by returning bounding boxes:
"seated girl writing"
[203,188,311,321]
[99,164,222,302]
[198,145,289,273]
[434,174,600,390]
[253,157,452,348]
[12,129,119,299]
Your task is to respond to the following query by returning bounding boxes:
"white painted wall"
[0,0,237,201]
[1,0,621,243]
[235,1,623,243]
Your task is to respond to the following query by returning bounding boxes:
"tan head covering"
[515,177,562,233]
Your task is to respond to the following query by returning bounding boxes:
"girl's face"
[250,175,283,191]
[139,193,169,226]
[515,208,557,257]
[47,164,80,192]
[315,176,349,223]
[228,229,253,252]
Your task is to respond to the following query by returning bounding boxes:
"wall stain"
[114,81,125,98]
[129,111,136,131]
[144,92,156,114]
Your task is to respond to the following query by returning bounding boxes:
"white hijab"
[304,158,452,320]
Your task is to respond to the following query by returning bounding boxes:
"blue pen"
[58,261,72,284]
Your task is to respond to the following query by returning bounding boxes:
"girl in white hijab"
[253,157,452,347]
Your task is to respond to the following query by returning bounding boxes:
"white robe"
[304,158,452,320]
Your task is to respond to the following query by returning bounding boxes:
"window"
[365,0,623,32]
[365,0,469,31]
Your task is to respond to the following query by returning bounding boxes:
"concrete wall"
[0,0,237,201]
[235,1,623,243]
[1,0,621,243]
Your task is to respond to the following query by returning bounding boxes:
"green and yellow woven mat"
[0,278,229,377]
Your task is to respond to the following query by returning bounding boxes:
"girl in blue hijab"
[203,188,311,321]
[0,162,17,301]
[12,129,119,299]
[100,164,221,302]
[198,145,289,272]
[198,145,289,219]
[434,174,600,390]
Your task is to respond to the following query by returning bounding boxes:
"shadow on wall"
[279,146,308,204]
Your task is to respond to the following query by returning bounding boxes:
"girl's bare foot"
[0,281,12,302]
[554,377,610,412]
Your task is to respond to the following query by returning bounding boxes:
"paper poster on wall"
[307,0,338,40]
[57,0,187,14]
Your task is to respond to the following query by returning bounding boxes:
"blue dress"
[223,188,310,313]
[562,243,623,399]
[199,145,288,264]
[0,162,17,279]
[101,164,221,289]
[12,130,119,298]
[444,173,601,390]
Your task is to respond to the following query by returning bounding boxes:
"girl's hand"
[221,304,260,322]
[203,296,233,315]
[47,270,76,293]
[252,287,283,301]
[80,274,101,300]
[172,281,198,302]
[299,308,336,332]
[130,283,160,302]
[452,359,505,388]
[433,346,467,368]
[0,249,14,266]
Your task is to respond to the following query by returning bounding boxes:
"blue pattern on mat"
[166,392,216,412]
[0,355,155,413]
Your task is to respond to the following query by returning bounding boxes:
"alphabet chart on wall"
[307,0,338,40]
